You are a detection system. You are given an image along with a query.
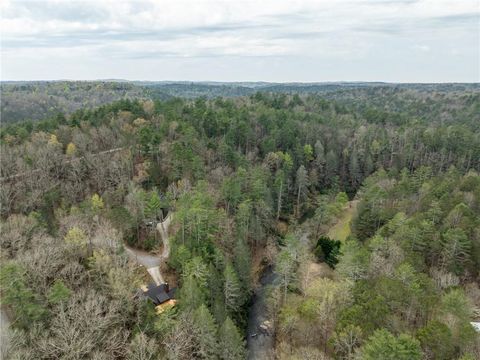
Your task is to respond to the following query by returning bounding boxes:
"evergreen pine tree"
[361,329,422,360]
[47,280,71,305]
[144,191,162,222]
[233,238,252,302]
[223,262,242,317]
[218,317,246,360]
[193,304,220,359]
[295,165,308,218]
[180,275,204,311]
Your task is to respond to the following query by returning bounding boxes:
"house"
[140,283,177,312]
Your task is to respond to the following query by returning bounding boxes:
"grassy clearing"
[327,200,358,242]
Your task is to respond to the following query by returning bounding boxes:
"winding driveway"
[125,213,173,285]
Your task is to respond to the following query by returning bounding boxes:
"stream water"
[246,265,278,360]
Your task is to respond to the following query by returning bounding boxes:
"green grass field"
[327,200,358,241]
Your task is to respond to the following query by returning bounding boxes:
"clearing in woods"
[327,200,358,241]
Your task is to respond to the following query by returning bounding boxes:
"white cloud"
[1,0,478,81]
[413,44,431,52]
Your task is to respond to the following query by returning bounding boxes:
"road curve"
[125,213,173,285]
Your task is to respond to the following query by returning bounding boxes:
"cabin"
[141,283,176,306]
[139,283,177,314]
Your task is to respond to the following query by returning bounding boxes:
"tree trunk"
[276,179,283,220]
[296,185,301,218]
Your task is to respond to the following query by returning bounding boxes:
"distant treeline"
[1,81,479,123]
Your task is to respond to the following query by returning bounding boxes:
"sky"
[1,0,479,82]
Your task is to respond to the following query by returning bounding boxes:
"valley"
[1,85,479,359]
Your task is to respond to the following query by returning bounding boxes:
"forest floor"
[327,200,358,241]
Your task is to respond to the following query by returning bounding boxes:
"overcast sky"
[1,0,479,82]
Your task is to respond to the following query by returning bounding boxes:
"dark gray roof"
[143,283,176,306]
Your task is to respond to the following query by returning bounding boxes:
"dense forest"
[0,82,153,124]
[1,86,479,359]
[2,81,479,124]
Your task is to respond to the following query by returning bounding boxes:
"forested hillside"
[0,82,156,124]
[2,81,479,125]
[1,90,479,359]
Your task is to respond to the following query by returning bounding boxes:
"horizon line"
[1,79,479,85]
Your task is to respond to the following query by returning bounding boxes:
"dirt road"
[125,213,172,285]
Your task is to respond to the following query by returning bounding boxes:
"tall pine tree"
[193,304,219,359]
[219,317,246,360]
